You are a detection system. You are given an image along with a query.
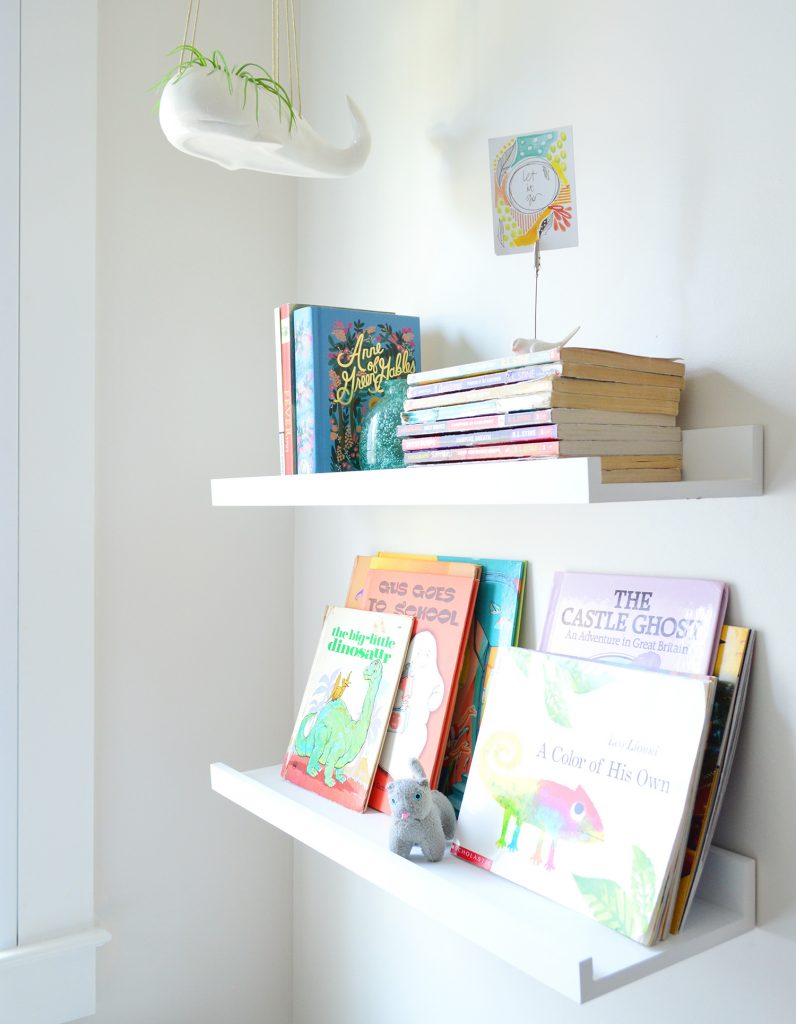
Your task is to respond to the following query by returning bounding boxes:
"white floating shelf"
[211,426,762,506]
[210,762,755,1004]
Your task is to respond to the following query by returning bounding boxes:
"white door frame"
[0,0,20,953]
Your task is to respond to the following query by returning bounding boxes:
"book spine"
[404,441,561,464]
[406,362,563,399]
[293,306,317,474]
[397,408,556,437]
[273,306,285,474]
[407,348,562,386]
[402,424,561,451]
[280,304,296,475]
[402,393,552,423]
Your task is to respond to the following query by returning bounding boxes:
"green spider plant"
[153,44,297,129]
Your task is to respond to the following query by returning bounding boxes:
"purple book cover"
[406,363,562,400]
[539,572,729,676]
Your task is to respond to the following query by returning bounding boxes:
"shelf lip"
[210,762,756,1003]
[211,425,763,507]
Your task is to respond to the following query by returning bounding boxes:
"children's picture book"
[540,572,729,676]
[434,556,526,815]
[345,556,480,813]
[670,625,755,932]
[293,305,420,474]
[281,606,413,812]
[489,125,578,255]
[452,647,715,945]
[275,302,305,475]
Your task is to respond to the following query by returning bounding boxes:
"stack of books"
[399,346,686,483]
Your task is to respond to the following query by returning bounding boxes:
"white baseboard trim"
[0,928,111,1024]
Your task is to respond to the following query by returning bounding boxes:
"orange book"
[346,558,480,812]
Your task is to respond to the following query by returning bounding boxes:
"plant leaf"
[630,845,656,922]
[573,875,638,937]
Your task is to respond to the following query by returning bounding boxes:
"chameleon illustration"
[479,732,604,870]
[294,659,383,787]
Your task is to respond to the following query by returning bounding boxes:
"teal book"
[293,305,420,473]
[436,556,527,814]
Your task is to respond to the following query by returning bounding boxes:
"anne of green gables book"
[293,306,420,473]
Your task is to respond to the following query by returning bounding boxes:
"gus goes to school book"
[282,607,413,812]
[453,647,714,944]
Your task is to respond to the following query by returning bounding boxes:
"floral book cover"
[281,606,413,812]
[540,572,729,676]
[452,647,715,945]
[293,305,420,474]
[346,565,479,814]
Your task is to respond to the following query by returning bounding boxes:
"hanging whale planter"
[157,46,370,178]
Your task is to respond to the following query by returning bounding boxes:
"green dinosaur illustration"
[295,659,383,787]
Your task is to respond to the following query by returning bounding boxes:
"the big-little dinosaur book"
[281,606,413,812]
[452,647,715,945]
[540,572,729,676]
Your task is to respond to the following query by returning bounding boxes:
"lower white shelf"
[210,762,755,1003]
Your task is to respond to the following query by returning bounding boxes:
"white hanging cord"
[285,0,294,109]
[182,0,201,54]
[288,0,302,115]
[533,240,541,339]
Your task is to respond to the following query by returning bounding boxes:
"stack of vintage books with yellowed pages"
[399,346,685,483]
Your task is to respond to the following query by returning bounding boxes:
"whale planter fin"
[159,67,370,178]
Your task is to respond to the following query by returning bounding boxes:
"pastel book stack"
[452,646,716,945]
[399,347,685,483]
[345,554,480,813]
[289,305,421,474]
[282,606,413,812]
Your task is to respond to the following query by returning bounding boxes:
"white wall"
[91,2,295,1022]
[292,1,796,1021]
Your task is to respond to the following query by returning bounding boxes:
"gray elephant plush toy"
[387,758,456,861]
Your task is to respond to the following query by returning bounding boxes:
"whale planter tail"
[159,67,370,178]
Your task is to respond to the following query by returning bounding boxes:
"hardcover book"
[670,625,755,932]
[281,606,413,812]
[345,558,480,812]
[452,647,715,944]
[275,302,305,475]
[539,571,729,676]
[293,305,420,474]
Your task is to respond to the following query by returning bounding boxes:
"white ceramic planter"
[159,66,370,178]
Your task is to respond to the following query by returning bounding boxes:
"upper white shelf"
[210,762,755,1004]
[211,426,763,507]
